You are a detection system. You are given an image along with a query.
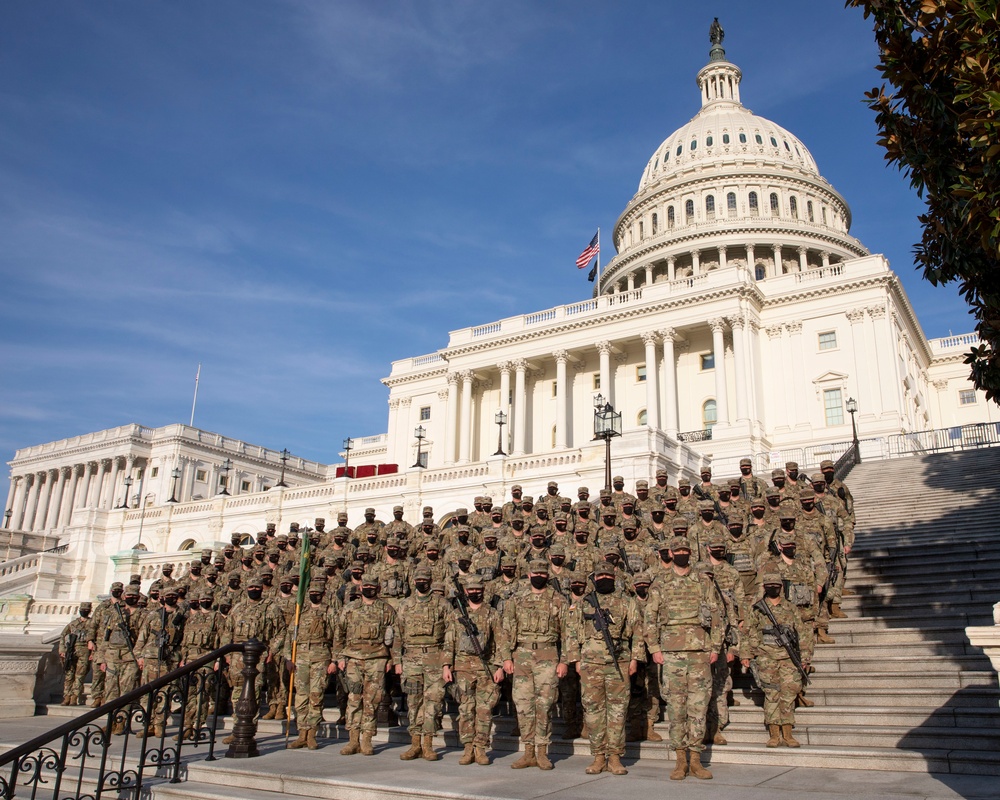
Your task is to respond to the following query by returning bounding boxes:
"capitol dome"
[599,34,869,295]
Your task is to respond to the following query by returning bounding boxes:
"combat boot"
[288,729,309,749]
[400,734,422,761]
[585,754,606,774]
[339,729,360,755]
[91,696,103,708]
[262,705,278,720]
[474,745,491,765]
[274,706,287,721]
[511,744,536,769]
[221,733,234,745]
[360,731,375,756]
[459,743,475,765]
[306,728,319,750]
[842,587,856,596]
[646,720,663,741]
[421,734,439,761]
[829,602,847,619]
[606,754,628,775]
[688,750,713,780]
[796,691,814,708]
[535,745,553,770]
[766,725,781,747]
[61,695,71,706]
[712,731,728,745]
[816,627,835,644]
[781,724,801,748]
[669,749,688,780]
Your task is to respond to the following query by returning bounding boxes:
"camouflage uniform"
[286,581,339,749]
[59,604,94,705]
[625,574,662,742]
[700,544,744,745]
[737,459,768,502]
[368,544,412,610]
[96,587,144,727]
[179,592,222,736]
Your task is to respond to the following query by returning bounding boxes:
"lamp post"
[846,397,861,464]
[493,410,507,456]
[119,475,133,509]
[3,508,11,529]
[343,437,354,478]
[276,448,290,488]
[412,426,426,468]
[219,458,233,496]
[168,467,182,503]
[592,393,622,493]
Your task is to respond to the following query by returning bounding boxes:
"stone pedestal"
[0,632,61,718]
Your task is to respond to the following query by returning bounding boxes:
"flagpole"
[285,530,313,745]
[596,228,601,292]
[189,364,201,427]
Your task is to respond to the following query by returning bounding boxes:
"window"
[789,196,798,218]
[705,195,715,217]
[667,206,675,228]
[824,389,845,426]
[219,476,229,488]
[739,133,747,144]
[551,381,558,398]
[195,469,207,483]
[690,139,697,150]
[723,133,730,144]
[150,467,159,478]
[417,452,429,468]
[593,373,601,390]
[700,352,715,371]
[818,331,838,351]
[638,409,648,426]
[807,200,814,222]
[755,134,763,144]
[639,221,644,239]
[959,389,977,405]
[637,365,647,382]
[685,199,694,221]
[651,213,658,235]
[727,192,737,216]
[770,193,780,215]
[755,265,766,281]
[703,399,718,428]
[262,484,272,492]
[784,140,790,151]
[822,207,827,224]
[706,135,713,146]
[748,192,759,215]
[241,480,251,492]
[419,406,431,421]
[676,145,683,156]
[770,136,778,146]
[178,539,196,552]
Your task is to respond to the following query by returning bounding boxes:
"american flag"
[575,231,600,269]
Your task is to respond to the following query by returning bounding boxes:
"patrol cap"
[594,562,616,578]
[247,577,264,589]
[308,578,326,592]
[810,472,827,484]
[750,496,767,508]
[656,468,669,477]
[424,539,441,551]
[771,468,785,478]
[602,544,619,556]
[361,575,378,588]
[785,461,799,470]
[129,573,141,583]
[548,544,566,557]
[355,542,372,554]
[708,533,727,548]
[669,536,692,551]
[599,489,611,498]
[490,507,503,517]
[820,459,835,469]
[776,529,797,546]
[124,586,140,598]
[636,480,648,489]
[337,512,349,521]
[386,536,402,548]
[765,487,781,498]
[482,530,498,540]
[414,566,432,580]
[569,572,588,586]
[665,487,679,500]
[698,500,715,511]
[678,478,692,488]
[799,486,816,500]
[547,481,558,488]
[602,508,617,518]
[199,590,214,602]
[464,575,485,590]
[111,581,124,590]
[740,458,753,467]
[700,467,712,476]
[162,563,175,571]
[613,475,624,483]
[622,519,638,531]
[79,602,93,611]
[453,524,470,533]
[483,496,493,504]
[162,585,179,596]
[500,555,518,567]
[275,533,288,541]
[364,507,376,515]
[201,548,213,556]
[574,501,591,511]
[671,518,690,531]
[315,517,325,526]
[289,523,300,532]
[726,479,740,489]
[577,486,590,495]
[527,559,549,574]
[521,495,534,504]
[473,496,483,504]
[350,560,365,570]
[190,559,202,568]
[778,506,798,520]
[760,569,782,586]
[633,571,652,586]
[553,511,568,521]
[393,505,404,512]
[423,506,434,515]
[279,575,294,586]
[511,485,522,492]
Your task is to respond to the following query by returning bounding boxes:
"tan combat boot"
[781,724,801,748]
[688,750,713,780]
[360,731,375,756]
[274,706,287,721]
[766,724,781,747]
[606,753,628,775]
[421,733,440,761]
[646,721,663,741]
[340,729,360,755]
[287,729,309,749]
[535,745,553,770]
[842,587,856,596]
[261,704,278,720]
[459,743,475,765]
[306,728,319,750]
[585,754,606,774]
[400,734,422,761]
[511,744,536,769]
[474,745,491,765]
[669,749,688,780]
[221,733,234,745]
[829,602,847,619]
[713,731,728,745]
[816,627,835,644]
[796,691,814,708]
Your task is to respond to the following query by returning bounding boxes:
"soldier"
[369,536,412,609]
[384,505,415,541]
[701,537,744,746]
[635,480,659,519]
[643,536,722,781]
[451,575,505,765]
[355,508,386,556]
[772,467,800,503]
[392,566,454,761]
[500,559,568,771]
[785,460,811,489]
[150,563,178,596]
[676,478,699,522]
[486,556,522,614]
[741,568,806,747]
[286,579,339,750]
[336,575,397,756]
[738,458,768,502]
[610,475,637,511]
[813,472,855,620]
[691,500,727,560]
[539,481,562,517]
[59,602,94,706]
[625,573,662,743]
[693,468,718,503]
[178,589,222,740]
[136,587,187,736]
[619,520,649,576]
[266,577,298,720]
[566,562,643,776]
[97,585,144,732]
[502,486,524,522]
[559,573,588,741]
[444,526,476,575]
[471,530,502,581]
[650,469,671,504]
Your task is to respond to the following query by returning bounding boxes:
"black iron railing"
[0,638,266,800]
[832,441,859,482]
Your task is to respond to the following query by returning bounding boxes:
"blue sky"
[0,1,977,469]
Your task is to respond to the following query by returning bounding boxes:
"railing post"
[226,638,265,759]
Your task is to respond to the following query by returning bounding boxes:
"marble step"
[726,704,1000,729]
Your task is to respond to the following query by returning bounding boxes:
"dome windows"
[690,140,697,151]
[748,191,759,216]
[755,134,763,145]
[790,196,798,219]
[706,195,715,219]
[676,145,683,157]
[685,199,694,222]
[807,200,814,222]
[739,133,747,144]
[667,206,675,228]
[770,136,778,147]
[652,213,658,235]
[653,157,659,171]
[706,135,714,147]
[770,193,780,215]
[727,192,737,217]
[784,140,791,151]
[723,133,730,144]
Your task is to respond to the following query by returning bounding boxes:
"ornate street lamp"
[3,508,11,529]
[276,448,290,488]
[219,458,233,496]
[343,437,354,477]
[412,425,427,469]
[846,397,861,464]
[493,410,508,456]
[168,467,182,503]
[119,475,133,509]
[592,393,622,492]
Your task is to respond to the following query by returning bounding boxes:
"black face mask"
[701,511,714,522]
[752,508,766,519]
[781,545,797,558]
[768,498,781,508]
[555,523,567,532]
[309,593,323,604]
[415,581,431,594]
[491,516,502,524]
[484,540,498,550]
[672,553,691,568]
[229,580,240,589]
[613,484,624,492]
[200,600,213,610]
[207,575,217,584]
[764,585,782,599]
[729,488,740,498]
[367,534,378,544]
[242,558,254,567]
[111,589,123,598]
[124,597,138,607]
[457,533,469,544]
[801,501,815,512]
[635,585,649,599]
[595,578,616,594]
[247,589,262,601]
[659,550,672,564]
[282,584,294,594]
[501,567,516,579]
[361,588,378,599]
[426,552,439,561]
[729,525,744,537]
[458,560,472,572]
[575,534,589,544]
[80,610,91,618]
[512,523,524,531]
[466,592,484,604]
[571,585,587,597]
[622,506,634,515]
[268,556,279,564]
[531,538,545,548]
[719,493,730,502]
[386,548,402,560]
[741,467,752,476]
[550,556,565,567]
[351,571,364,581]
[709,548,726,561]
[220,604,232,614]
[780,520,795,531]
[680,487,691,496]
[774,478,785,488]
[813,485,826,496]
[652,511,666,521]
[529,575,548,590]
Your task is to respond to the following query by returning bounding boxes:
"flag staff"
[189,364,201,427]
[596,228,601,292]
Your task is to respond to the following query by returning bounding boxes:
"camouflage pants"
[706,654,733,732]
[401,650,447,736]
[626,659,661,732]
[579,660,630,756]
[63,651,90,700]
[102,653,139,705]
[344,657,388,734]
[511,646,559,746]
[182,667,217,732]
[264,655,286,710]
[558,666,582,730]
[454,659,500,746]
[142,655,181,727]
[228,652,267,720]
[829,551,849,603]
[658,651,711,752]
[90,657,106,700]
[756,656,800,725]
[292,660,329,731]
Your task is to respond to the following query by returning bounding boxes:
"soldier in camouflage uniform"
[87,582,126,706]
[286,579,339,750]
[701,537,744,746]
[741,568,806,747]
[566,562,643,776]
[643,536,722,781]
[135,587,187,736]
[266,577,298,720]
[59,602,94,706]
[500,559,568,771]
[635,480,660,520]
[451,575,505,766]
[355,508,386,556]
[471,530,502,582]
[336,575,397,757]
[625,573,662,743]
[392,565,454,762]
[178,589,222,739]
[738,458,768,502]
[368,537,412,609]
[813,471,855,621]
[676,479,699,522]
[97,585,144,733]
[558,573,588,741]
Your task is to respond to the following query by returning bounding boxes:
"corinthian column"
[709,318,730,425]
[458,370,475,464]
[660,328,679,437]
[554,350,569,448]
[727,315,749,422]
[641,332,659,429]
[512,359,528,455]
[444,373,460,465]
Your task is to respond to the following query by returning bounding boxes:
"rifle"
[753,599,808,685]
[63,631,78,670]
[693,483,728,526]
[820,531,843,602]
[707,574,737,654]
[583,588,623,679]
[113,602,139,666]
[451,575,493,677]
[617,544,636,576]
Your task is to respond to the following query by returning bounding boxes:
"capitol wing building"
[1,37,992,631]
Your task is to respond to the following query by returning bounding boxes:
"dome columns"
[708,318,731,427]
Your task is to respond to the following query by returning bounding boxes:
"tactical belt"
[519,641,556,650]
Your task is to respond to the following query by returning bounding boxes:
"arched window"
[705,195,715,217]
[722,133,730,144]
[676,145,683,156]
[639,221,644,239]
[690,139,697,150]
[789,196,798,218]
[703,399,718,429]
[739,133,747,143]
[667,206,675,228]
[727,192,737,217]
[706,135,713,147]
[784,140,791,151]
[770,136,778,147]
[638,409,648,426]
[178,539,196,551]
[770,193,780,215]
[807,200,814,222]
[755,134,763,145]
[748,192,759,216]
[821,207,827,224]
[651,213,658,235]
[755,264,766,281]
[685,199,694,221]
